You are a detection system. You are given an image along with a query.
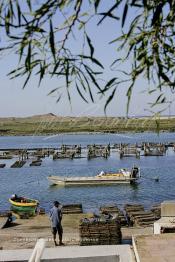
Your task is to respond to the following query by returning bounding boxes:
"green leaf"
[23,72,31,89]
[160,72,171,83]
[19,37,28,63]
[127,14,141,38]
[26,26,46,33]
[16,2,21,26]
[155,94,164,104]
[5,9,10,34]
[49,20,56,62]
[65,61,71,104]
[76,83,88,103]
[77,71,87,92]
[102,78,118,93]
[94,0,101,12]
[85,66,103,93]
[56,94,62,103]
[47,88,59,96]
[151,3,163,26]
[27,0,32,11]
[148,89,156,94]
[51,60,60,75]
[109,34,126,44]
[160,97,166,104]
[7,66,24,76]
[98,12,119,21]
[38,62,46,86]
[110,59,122,67]
[86,34,94,58]
[79,69,94,102]
[122,1,128,27]
[79,55,104,69]
[97,2,121,26]
[104,88,116,113]
[65,60,69,88]
[131,0,142,7]
[25,42,31,71]
[126,82,134,115]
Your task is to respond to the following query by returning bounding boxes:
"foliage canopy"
[0,0,174,114]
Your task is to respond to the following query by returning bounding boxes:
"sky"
[0,1,174,118]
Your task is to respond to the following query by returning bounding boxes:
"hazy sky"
[0,1,174,117]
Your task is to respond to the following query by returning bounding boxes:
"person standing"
[49,201,64,246]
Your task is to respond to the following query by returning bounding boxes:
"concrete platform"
[161,201,175,217]
[154,217,175,234]
[0,214,153,250]
[0,245,133,262]
[133,233,175,262]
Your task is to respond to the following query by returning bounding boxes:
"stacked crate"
[100,205,127,226]
[125,204,159,227]
[62,204,83,214]
[151,204,161,220]
[79,218,122,246]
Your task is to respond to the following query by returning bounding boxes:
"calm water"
[0,132,175,213]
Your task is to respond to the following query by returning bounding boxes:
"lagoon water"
[0,132,175,213]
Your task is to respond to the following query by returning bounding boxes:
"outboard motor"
[131,166,139,178]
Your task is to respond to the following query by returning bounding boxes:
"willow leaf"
[16,2,21,26]
[76,83,88,103]
[126,82,134,115]
[151,3,163,26]
[85,66,103,93]
[94,0,101,12]
[27,0,32,11]
[25,42,31,71]
[97,1,121,25]
[38,62,46,86]
[79,55,104,69]
[104,88,116,113]
[102,77,118,93]
[86,34,94,58]
[49,20,56,62]
[23,72,31,89]
[122,1,128,27]
[56,94,62,103]
[47,88,60,96]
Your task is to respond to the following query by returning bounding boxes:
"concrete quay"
[2,211,175,262]
[133,233,175,262]
[0,245,133,262]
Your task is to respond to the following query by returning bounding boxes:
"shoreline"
[0,130,173,137]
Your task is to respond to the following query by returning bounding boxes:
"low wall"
[0,245,132,262]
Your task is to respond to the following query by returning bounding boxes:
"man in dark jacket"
[49,201,64,246]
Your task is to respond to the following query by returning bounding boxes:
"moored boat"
[48,166,140,186]
[9,195,39,216]
[29,160,42,166]
[144,148,164,156]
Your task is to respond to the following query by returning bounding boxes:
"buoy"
[154,177,159,182]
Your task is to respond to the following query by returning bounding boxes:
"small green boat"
[9,196,39,216]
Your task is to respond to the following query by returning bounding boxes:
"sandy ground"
[0,214,153,250]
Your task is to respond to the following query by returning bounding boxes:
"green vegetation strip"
[0,115,175,135]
